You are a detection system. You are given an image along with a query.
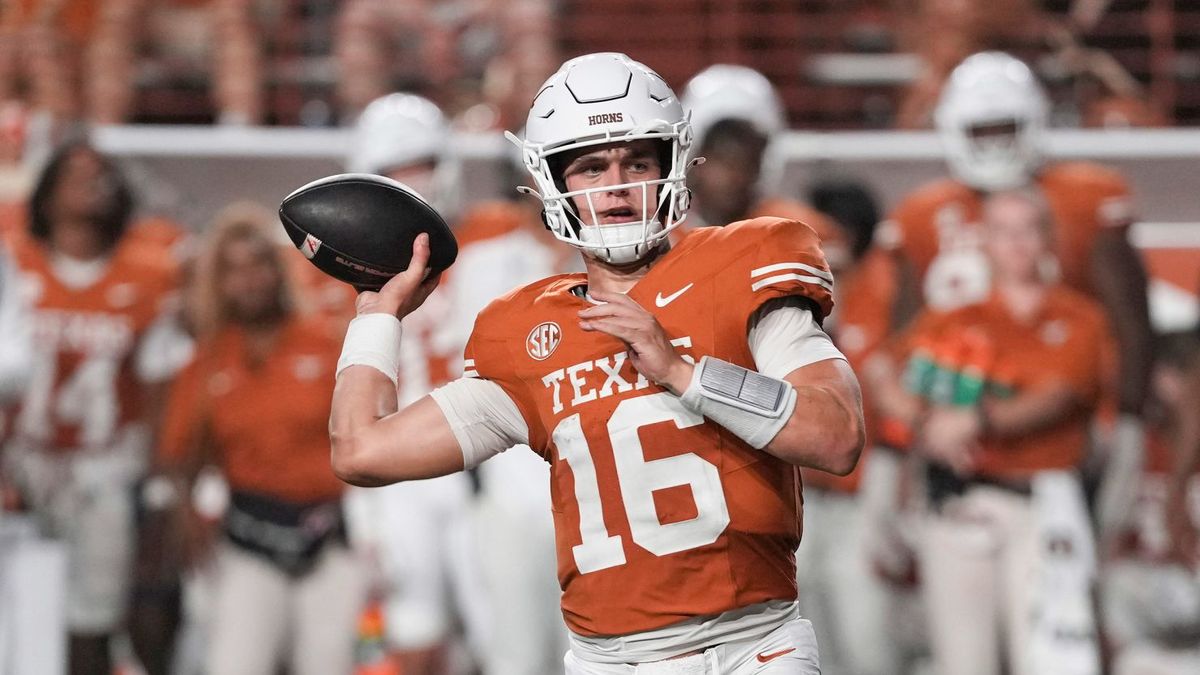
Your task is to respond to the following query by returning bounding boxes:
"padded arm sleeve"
[430,377,531,469]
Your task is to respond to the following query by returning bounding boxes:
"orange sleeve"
[740,218,835,323]
[155,355,207,471]
[1075,164,1134,230]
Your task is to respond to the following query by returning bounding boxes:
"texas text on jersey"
[462,217,834,638]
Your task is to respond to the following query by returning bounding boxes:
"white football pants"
[562,617,820,675]
[205,542,367,675]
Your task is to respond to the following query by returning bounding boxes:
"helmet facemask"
[935,52,1049,192]
[945,116,1041,191]
[508,121,694,266]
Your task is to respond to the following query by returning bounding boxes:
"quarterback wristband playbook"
[336,313,403,386]
[679,356,797,449]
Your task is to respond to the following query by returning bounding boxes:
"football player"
[330,52,864,674]
[0,140,185,675]
[680,64,835,234]
[873,51,1153,544]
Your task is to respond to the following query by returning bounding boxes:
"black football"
[278,173,457,291]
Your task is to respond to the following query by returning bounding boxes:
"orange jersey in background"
[157,315,344,504]
[465,218,834,637]
[903,286,1112,481]
[883,162,1133,312]
[6,237,178,450]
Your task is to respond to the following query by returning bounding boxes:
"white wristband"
[337,313,403,386]
[679,356,797,449]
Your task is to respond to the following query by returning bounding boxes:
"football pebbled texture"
[278,173,457,291]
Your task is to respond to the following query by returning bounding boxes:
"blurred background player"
[870,188,1112,675]
[875,50,1152,549]
[341,91,489,675]
[0,139,183,675]
[151,204,367,675]
[680,64,833,232]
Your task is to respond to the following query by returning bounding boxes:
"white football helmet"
[681,64,785,148]
[506,52,694,265]
[347,93,458,214]
[935,52,1049,191]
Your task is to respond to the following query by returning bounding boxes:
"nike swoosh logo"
[756,648,796,663]
[655,283,694,307]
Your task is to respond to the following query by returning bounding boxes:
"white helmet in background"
[506,52,694,265]
[347,93,458,214]
[682,64,785,148]
[935,52,1049,191]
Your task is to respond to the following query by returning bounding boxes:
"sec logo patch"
[527,321,561,361]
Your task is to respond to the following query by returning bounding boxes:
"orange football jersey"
[119,216,193,272]
[901,286,1112,480]
[884,161,1133,311]
[464,217,834,637]
[7,237,177,451]
[157,315,345,504]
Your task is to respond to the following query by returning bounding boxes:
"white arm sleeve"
[429,377,530,470]
[747,297,846,379]
[0,251,32,401]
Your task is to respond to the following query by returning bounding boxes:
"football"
[278,173,458,291]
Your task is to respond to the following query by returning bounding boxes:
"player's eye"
[627,158,657,174]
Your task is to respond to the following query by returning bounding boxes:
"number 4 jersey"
[458,217,836,639]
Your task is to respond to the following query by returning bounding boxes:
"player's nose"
[600,165,631,194]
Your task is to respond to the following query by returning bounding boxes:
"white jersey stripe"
[463,369,480,379]
[750,273,833,294]
[750,262,834,283]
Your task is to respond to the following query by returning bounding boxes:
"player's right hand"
[355,232,441,320]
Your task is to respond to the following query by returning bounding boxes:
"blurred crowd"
[0,0,1183,143]
[0,2,1198,675]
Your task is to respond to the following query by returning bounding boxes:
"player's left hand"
[579,290,693,394]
